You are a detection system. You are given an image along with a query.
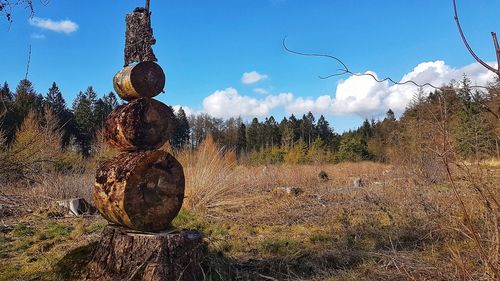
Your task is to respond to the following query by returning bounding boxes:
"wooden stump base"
[81,226,206,281]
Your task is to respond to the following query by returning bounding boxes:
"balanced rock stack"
[81,7,204,281]
[92,61,184,232]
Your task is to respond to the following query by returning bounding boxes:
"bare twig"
[24,44,31,80]
[282,37,491,91]
[453,0,500,78]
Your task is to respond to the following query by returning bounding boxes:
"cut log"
[93,150,185,232]
[80,226,206,281]
[113,61,166,101]
[104,98,174,151]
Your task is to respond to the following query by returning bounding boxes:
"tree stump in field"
[93,150,185,232]
[81,226,206,281]
[104,98,174,151]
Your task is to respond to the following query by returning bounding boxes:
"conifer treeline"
[0,80,190,156]
[1,76,499,166]
[187,77,500,165]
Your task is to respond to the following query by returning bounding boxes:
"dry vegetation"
[1,137,499,280]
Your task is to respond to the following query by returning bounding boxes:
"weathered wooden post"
[81,3,205,280]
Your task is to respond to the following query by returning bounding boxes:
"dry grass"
[174,135,242,212]
[1,140,499,280]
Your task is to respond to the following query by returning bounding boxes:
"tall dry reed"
[174,135,242,212]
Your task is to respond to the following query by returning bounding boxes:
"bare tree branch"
[283,37,445,91]
[24,44,31,80]
[282,37,499,120]
[453,0,500,78]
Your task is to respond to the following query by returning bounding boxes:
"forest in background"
[1,75,500,280]
[0,75,499,183]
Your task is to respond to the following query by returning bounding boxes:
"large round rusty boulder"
[104,98,175,151]
[93,150,185,232]
[113,61,166,101]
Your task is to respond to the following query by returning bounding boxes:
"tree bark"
[80,226,206,281]
[93,150,184,232]
[104,98,174,151]
[124,7,157,66]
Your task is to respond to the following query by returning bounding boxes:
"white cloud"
[174,61,497,120]
[202,87,293,118]
[172,105,196,116]
[253,87,269,95]
[285,61,497,118]
[29,17,78,34]
[30,33,46,39]
[241,71,268,84]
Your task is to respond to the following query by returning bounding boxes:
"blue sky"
[1,0,500,132]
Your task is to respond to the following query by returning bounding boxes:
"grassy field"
[1,145,499,280]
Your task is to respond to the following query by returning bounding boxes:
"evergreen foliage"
[0,74,498,164]
[171,107,191,149]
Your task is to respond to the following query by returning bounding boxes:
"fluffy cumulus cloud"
[29,17,78,34]
[286,61,497,117]
[241,71,268,84]
[177,61,496,120]
[202,87,293,118]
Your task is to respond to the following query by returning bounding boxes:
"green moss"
[172,209,206,230]
[85,221,107,234]
[12,224,35,237]
[42,222,74,239]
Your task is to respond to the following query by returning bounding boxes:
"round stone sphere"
[113,61,166,101]
[93,150,185,232]
[104,98,175,151]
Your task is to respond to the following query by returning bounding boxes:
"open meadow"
[2,1,500,280]
[1,138,499,280]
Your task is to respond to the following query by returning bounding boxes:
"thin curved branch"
[283,37,491,91]
[453,0,500,76]
[283,37,445,90]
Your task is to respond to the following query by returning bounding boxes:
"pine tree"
[247,117,260,151]
[172,107,190,149]
[94,92,118,127]
[45,82,75,147]
[301,111,316,146]
[455,77,495,159]
[316,115,334,148]
[337,136,370,162]
[279,117,294,148]
[265,116,280,147]
[288,114,301,144]
[236,122,247,155]
[0,82,15,142]
[12,79,44,124]
[309,136,328,163]
[46,82,66,114]
[0,81,12,103]
[385,109,396,122]
[72,87,98,156]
